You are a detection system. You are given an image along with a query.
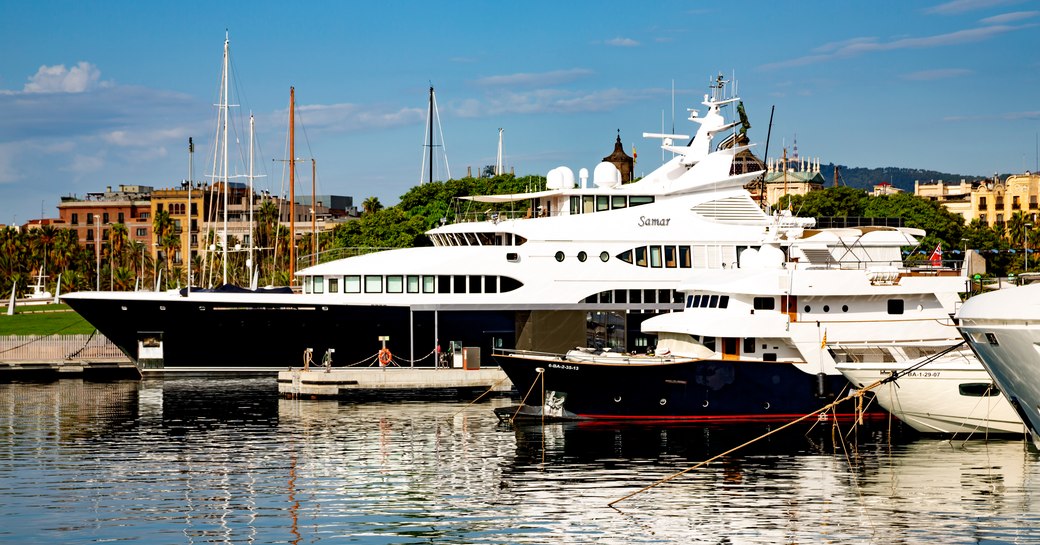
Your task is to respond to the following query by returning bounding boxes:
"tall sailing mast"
[419,86,450,184]
[220,32,230,286]
[289,86,296,284]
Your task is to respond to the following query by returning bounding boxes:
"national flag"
[929,243,942,267]
[820,330,827,349]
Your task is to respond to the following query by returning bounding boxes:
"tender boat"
[958,283,1040,448]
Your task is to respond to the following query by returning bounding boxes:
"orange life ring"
[378,348,392,367]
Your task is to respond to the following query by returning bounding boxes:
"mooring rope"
[607,341,967,508]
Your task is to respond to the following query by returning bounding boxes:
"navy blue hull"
[64,296,515,369]
[496,355,865,422]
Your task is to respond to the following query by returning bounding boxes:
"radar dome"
[578,167,589,188]
[739,248,760,269]
[757,244,786,269]
[546,167,563,189]
[593,162,621,188]
[559,167,576,189]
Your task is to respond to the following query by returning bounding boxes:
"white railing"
[0,334,129,362]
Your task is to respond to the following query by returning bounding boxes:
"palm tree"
[153,210,174,282]
[362,196,383,215]
[108,223,129,269]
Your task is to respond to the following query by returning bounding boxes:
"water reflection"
[0,378,1037,544]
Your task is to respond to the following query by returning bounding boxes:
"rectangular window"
[679,246,692,268]
[644,290,656,304]
[313,276,324,294]
[596,195,610,212]
[718,295,729,308]
[386,275,403,293]
[453,275,467,293]
[86,229,94,241]
[686,295,694,308]
[692,294,701,307]
[887,299,904,315]
[328,278,339,293]
[468,275,481,293]
[630,289,641,303]
[599,290,612,303]
[71,213,79,225]
[86,213,94,224]
[407,275,420,293]
[708,295,719,307]
[664,246,677,268]
[438,275,451,293]
[753,297,775,310]
[570,196,581,215]
[612,196,627,209]
[103,213,109,224]
[364,275,383,293]
[649,246,663,268]
[423,275,436,293]
[583,196,595,214]
[629,196,654,207]
[484,275,498,293]
[136,228,147,237]
[614,289,627,304]
[344,275,361,293]
[118,212,125,223]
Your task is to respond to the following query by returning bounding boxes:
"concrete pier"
[0,358,141,380]
[278,367,513,399]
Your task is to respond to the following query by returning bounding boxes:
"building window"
[86,213,94,224]
[118,212,125,223]
[86,229,94,241]
[136,228,147,237]
[71,213,79,225]
[103,213,109,224]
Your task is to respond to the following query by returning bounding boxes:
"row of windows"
[305,274,522,295]
[686,294,730,309]
[692,294,909,315]
[72,212,127,225]
[429,232,527,247]
[618,245,694,268]
[568,195,655,215]
[584,289,683,305]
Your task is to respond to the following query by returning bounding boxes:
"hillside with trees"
[816,163,1002,192]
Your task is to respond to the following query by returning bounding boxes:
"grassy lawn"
[0,304,97,335]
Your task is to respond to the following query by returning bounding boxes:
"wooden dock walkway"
[278,367,514,399]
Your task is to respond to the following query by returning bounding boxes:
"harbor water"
[1,377,1039,544]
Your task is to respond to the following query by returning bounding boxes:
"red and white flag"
[929,243,942,267]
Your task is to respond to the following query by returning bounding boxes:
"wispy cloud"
[943,110,1040,121]
[605,37,639,47]
[474,69,594,88]
[980,10,1039,23]
[450,88,651,118]
[290,102,426,133]
[901,68,973,80]
[761,23,1029,70]
[925,0,1023,15]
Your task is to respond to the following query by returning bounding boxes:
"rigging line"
[447,375,511,422]
[511,367,545,424]
[608,375,892,509]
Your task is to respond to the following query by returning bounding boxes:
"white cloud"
[925,0,1023,15]
[901,68,973,80]
[23,62,103,93]
[605,37,639,47]
[761,23,1029,70]
[980,10,1039,23]
[63,153,105,175]
[475,69,594,88]
[453,87,646,118]
[291,102,425,132]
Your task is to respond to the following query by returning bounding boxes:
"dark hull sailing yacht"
[65,74,814,370]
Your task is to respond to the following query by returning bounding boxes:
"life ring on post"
[378,348,392,367]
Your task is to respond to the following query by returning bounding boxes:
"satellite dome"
[593,162,621,188]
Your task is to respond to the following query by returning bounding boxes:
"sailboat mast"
[187,137,193,294]
[311,158,316,267]
[221,33,230,286]
[289,86,296,284]
[248,113,255,281]
[428,86,434,185]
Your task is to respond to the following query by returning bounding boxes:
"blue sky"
[1,0,1038,225]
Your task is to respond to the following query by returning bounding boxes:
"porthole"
[159,305,166,311]
[578,251,587,262]
[803,305,811,312]
[555,251,565,262]
[702,400,710,408]
[198,306,206,311]
[823,305,830,312]
[659,398,667,406]
[842,305,849,312]
[763,402,771,410]
[600,251,609,262]
[120,305,127,311]
[614,395,622,403]
[322,306,329,311]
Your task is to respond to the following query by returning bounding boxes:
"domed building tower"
[602,130,634,183]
